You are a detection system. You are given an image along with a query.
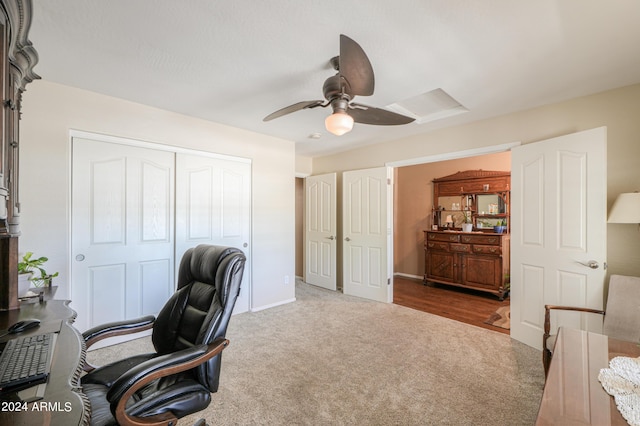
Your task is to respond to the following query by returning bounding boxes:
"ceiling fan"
[263,34,415,136]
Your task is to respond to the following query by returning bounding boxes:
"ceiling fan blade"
[263,100,325,122]
[339,35,374,97]
[348,103,415,125]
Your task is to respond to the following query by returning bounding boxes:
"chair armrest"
[543,305,605,337]
[83,315,156,350]
[541,305,605,377]
[107,338,229,426]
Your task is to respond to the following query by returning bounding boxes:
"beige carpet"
[88,280,544,425]
[484,306,511,330]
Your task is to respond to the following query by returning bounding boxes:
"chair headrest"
[178,245,245,288]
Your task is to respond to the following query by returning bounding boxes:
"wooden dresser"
[424,231,510,300]
[424,170,511,300]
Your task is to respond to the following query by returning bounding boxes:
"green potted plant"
[461,210,473,232]
[493,219,507,234]
[18,252,59,289]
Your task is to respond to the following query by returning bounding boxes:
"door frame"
[386,142,521,278]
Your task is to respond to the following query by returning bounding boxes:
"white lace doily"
[599,356,640,425]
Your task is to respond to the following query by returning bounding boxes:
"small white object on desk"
[599,356,640,426]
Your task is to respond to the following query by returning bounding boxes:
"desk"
[0,300,89,425]
[537,327,640,425]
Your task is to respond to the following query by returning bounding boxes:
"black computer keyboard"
[0,332,57,393]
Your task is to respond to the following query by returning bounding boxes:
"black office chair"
[81,245,246,426]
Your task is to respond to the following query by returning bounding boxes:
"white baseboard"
[251,297,296,312]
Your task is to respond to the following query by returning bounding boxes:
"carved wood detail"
[432,169,511,183]
[0,0,39,310]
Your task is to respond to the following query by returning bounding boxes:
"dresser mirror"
[475,194,506,229]
[476,194,505,215]
[435,195,472,227]
[431,170,510,232]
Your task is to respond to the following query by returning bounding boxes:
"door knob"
[577,260,599,269]
[75,254,85,262]
[325,236,335,240]
[345,237,351,242]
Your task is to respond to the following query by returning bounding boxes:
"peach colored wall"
[394,152,511,278]
[295,178,304,277]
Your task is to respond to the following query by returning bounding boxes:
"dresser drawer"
[426,241,450,251]
[472,245,501,255]
[428,232,460,242]
[450,243,471,253]
[461,234,501,245]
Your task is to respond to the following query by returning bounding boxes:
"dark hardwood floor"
[393,276,510,335]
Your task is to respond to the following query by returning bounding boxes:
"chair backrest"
[151,244,246,391]
[603,274,640,342]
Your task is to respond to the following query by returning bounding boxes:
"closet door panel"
[176,153,251,314]
[71,138,175,332]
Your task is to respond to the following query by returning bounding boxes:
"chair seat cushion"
[83,375,212,426]
[546,334,558,353]
[82,383,118,426]
[127,376,212,418]
[82,353,156,388]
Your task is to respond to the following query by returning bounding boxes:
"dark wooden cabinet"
[424,231,510,299]
[425,170,511,300]
[0,0,39,310]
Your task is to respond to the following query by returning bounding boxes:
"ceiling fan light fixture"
[325,111,354,136]
[263,35,414,133]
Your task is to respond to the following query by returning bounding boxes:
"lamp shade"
[325,112,354,136]
[608,192,640,223]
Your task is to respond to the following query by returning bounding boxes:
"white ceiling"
[29,1,640,157]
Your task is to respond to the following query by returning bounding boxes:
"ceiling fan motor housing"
[323,74,352,104]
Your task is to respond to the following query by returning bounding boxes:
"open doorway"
[392,151,511,334]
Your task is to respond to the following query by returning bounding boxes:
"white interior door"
[510,127,607,349]
[175,152,252,314]
[304,173,337,291]
[343,167,392,303]
[71,138,175,332]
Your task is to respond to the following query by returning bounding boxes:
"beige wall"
[20,80,297,310]
[313,84,640,278]
[394,152,511,278]
[295,156,312,176]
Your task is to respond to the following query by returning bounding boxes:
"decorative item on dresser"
[424,170,511,300]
